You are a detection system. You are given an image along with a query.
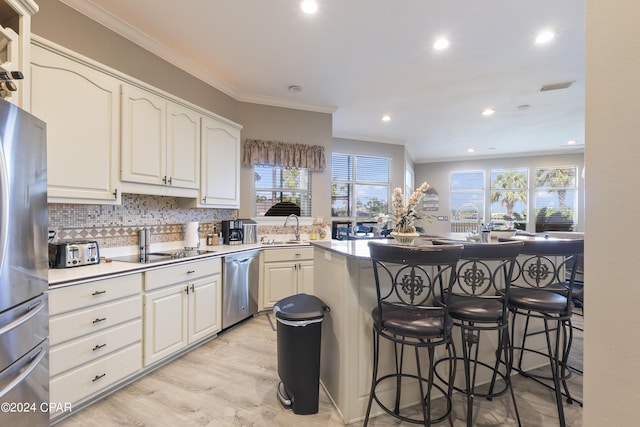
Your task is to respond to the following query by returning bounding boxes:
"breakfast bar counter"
[311,237,561,425]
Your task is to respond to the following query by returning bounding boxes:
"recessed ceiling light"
[300,0,318,14]
[433,37,450,50]
[567,139,578,145]
[288,85,302,93]
[467,148,475,153]
[535,30,555,44]
[381,115,392,122]
[482,108,495,116]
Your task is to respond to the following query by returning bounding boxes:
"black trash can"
[274,293,329,415]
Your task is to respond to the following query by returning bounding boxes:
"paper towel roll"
[184,221,200,249]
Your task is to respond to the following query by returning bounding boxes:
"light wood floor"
[55,312,583,426]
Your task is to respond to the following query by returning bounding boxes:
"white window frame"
[450,170,485,232]
[331,153,390,228]
[254,165,312,217]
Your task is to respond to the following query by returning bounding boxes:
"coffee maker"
[221,220,244,245]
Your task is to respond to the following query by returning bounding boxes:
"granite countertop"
[309,231,585,260]
[310,233,462,260]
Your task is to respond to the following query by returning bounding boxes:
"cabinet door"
[188,274,221,343]
[200,117,240,207]
[121,84,167,186]
[262,261,298,309]
[143,285,188,366]
[298,261,314,295]
[31,44,121,204]
[167,102,200,189]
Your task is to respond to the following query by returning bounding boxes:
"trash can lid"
[273,293,329,321]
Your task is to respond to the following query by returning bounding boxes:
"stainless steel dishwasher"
[222,250,260,329]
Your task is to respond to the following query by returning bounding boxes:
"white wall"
[583,1,640,424]
[414,153,585,234]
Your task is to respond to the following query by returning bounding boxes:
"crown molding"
[6,0,38,16]
[238,93,337,114]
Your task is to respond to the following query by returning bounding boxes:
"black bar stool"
[364,241,463,427]
[501,237,584,427]
[433,239,524,427]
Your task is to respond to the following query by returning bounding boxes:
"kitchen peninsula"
[311,236,569,425]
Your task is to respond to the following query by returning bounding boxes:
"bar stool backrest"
[507,238,584,298]
[367,242,463,333]
[434,240,524,299]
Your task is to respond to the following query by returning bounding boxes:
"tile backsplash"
[48,193,237,248]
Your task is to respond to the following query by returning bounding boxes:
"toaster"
[49,240,100,268]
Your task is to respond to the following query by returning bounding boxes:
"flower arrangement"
[391,182,429,234]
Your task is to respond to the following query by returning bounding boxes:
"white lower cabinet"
[48,273,143,420]
[260,247,314,310]
[143,258,222,366]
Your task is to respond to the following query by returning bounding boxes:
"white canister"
[184,221,200,249]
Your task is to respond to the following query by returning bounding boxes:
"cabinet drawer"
[144,258,221,291]
[50,295,141,345]
[50,343,141,413]
[50,319,141,377]
[263,247,314,262]
[49,273,142,315]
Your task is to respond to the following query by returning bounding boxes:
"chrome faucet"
[284,214,300,241]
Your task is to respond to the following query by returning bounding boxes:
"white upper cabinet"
[30,41,121,204]
[167,102,200,189]
[120,84,200,197]
[30,36,242,203]
[120,85,167,186]
[199,117,241,208]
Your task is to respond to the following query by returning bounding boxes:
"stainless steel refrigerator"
[0,99,49,426]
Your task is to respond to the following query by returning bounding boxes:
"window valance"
[242,139,326,172]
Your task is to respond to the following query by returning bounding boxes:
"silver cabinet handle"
[187,270,195,274]
[91,290,106,296]
[190,284,195,293]
[92,317,106,324]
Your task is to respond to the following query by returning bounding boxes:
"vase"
[390,231,420,246]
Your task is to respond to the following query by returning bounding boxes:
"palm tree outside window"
[490,169,528,230]
[534,166,578,232]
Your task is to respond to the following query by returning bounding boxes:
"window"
[490,168,528,230]
[534,166,577,232]
[450,171,484,232]
[405,162,414,205]
[331,153,389,222]
[254,165,311,216]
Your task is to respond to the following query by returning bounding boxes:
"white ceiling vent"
[540,81,574,92]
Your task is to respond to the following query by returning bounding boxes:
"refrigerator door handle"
[0,140,8,270]
[0,299,44,336]
[0,346,46,400]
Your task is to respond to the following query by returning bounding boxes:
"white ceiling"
[61,0,585,163]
